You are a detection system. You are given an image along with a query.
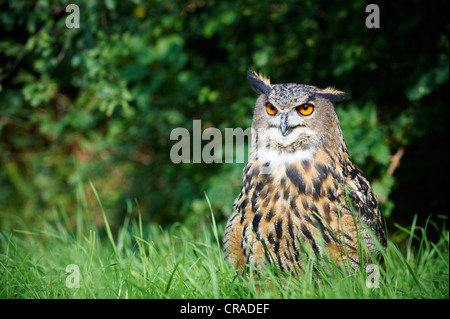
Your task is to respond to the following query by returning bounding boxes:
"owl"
[223,70,386,277]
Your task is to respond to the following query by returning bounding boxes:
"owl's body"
[223,71,386,275]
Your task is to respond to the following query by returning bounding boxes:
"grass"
[0,190,448,299]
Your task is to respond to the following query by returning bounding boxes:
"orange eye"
[266,103,278,116]
[297,103,314,116]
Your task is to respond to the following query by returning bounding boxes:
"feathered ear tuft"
[247,70,272,95]
[316,87,352,102]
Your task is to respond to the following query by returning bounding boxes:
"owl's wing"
[344,162,387,249]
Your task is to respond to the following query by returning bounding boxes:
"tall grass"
[0,187,448,299]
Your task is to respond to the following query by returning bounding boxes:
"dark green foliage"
[0,0,448,231]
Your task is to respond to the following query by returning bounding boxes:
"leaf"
[370,143,391,165]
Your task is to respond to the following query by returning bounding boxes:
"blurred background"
[0,0,448,240]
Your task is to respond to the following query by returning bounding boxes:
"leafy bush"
[0,0,448,231]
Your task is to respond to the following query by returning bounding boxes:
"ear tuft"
[247,70,272,95]
[316,87,352,102]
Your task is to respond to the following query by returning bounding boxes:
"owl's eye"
[266,103,278,116]
[297,103,314,116]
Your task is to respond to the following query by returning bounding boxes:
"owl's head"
[247,70,351,161]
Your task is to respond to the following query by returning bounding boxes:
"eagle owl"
[223,70,386,276]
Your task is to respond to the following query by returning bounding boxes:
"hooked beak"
[280,113,292,136]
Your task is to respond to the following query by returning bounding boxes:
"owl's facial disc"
[280,113,291,136]
[266,121,315,148]
[277,110,313,141]
[280,113,303,136]
[256,125,316,164]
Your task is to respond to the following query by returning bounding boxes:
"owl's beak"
[280,113,292,136]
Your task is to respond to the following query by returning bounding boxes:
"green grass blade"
[0,255,29,296]
[205,192,220,249]
[164,262,180,295]
[89,180,118,257]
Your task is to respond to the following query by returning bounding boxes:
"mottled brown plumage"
[223,71,386,276]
